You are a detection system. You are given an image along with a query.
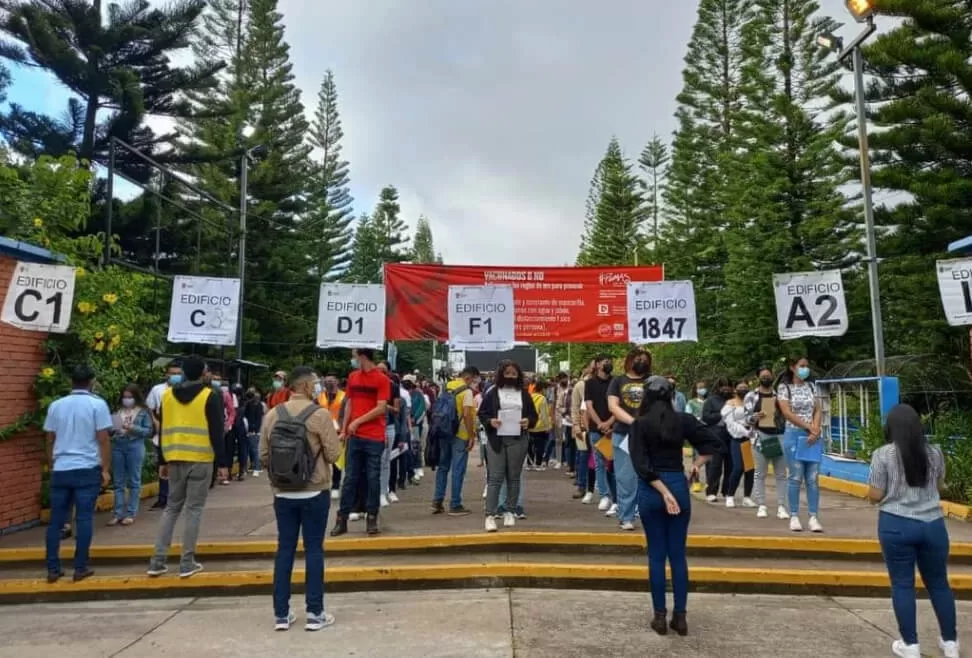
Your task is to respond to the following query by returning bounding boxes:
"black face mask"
[632,361,650,377]
[736,390,748,398]
[602,362,614,376]
[759,376,773,387]
[721,389,732,397]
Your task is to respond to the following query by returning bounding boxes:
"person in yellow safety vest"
[318,375,346,500]
[147,356,226,579]
[528,380,552,470]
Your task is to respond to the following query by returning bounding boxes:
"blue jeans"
[638,472,691,614]
[273,492,330,618]
[434,437,469,509]
[590,431,614,499]
[337,437,384,517]
[46,466,101,574]
[613,432,637,523]
[575,438,590,490]
[879,512,956,645]
[111,438,145,519]
[562,429,576,472]
[499,469,525,514]
[784,429,820,516]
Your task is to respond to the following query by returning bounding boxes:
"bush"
[929,411,972,506]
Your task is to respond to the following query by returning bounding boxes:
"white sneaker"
[598,496,611,511]
[790,516,803,532]
[388,492,400,504]
[756,505,768,519]
[485,516,498,533]
[349,513,361,522]
[305,612,335,632]
[251,470,261,477]
[380,495,390,508]
[581,492,594,504]
[808,516,824,533]
[538,465,547,471]
[415,468,424,479]
[939,637,960,658]
[777,505,790,520]
[742,497,756,508]
[550,460,560,469]
[503,512,516,528]
[706,495,717,503]
[606,503,619,518]
[330,489,339,500]
[619,521,635,531]
[725,497,736,508]
[891,640,921,658]
[274,611,297,631]
[482,486,488,499]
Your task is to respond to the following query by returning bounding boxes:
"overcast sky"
[7,0,865,266]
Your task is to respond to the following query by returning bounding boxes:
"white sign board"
[448,285,515,352]
[1,262,76,333]
[626,280,698,344]
[167,275,240,346]
[936,258,972,326]
[316,283,385,349]
[773,270,848,339]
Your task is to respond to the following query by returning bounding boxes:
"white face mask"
[121,397,135,408]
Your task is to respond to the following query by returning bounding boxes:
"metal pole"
[853,45,886,377]
[104,140,115,265]
[236,152,248,379]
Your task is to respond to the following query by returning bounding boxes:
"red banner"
[384,264,664,343]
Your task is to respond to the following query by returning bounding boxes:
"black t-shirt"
[584,375,612,432]
[606,375,646,435]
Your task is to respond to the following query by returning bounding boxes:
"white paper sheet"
[497,408,522,436]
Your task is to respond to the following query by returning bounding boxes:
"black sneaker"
[72,568,95,582]
[448,506,471,516]
[330,519,348,537]
[366,514,380,536]
[150,500,166,510]
[431,502,445,515]
[46,569,64,584]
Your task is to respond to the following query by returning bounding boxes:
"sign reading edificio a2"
[936,257,972,326]
[773,270,848,339]
[0,262,76,333]
[167,275,240,346]
[316,283,385,349]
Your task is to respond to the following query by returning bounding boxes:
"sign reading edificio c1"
[936,257,972,326]
[448,285,515,352]
[316,283,386,349]
[167,275,240,346]
[772,269,848,339]
[626,280,698,344]
[0,261,76,333]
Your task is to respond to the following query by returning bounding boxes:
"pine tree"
[0,0,221,179]
[577,137,645,266]
[346,215,382,283]
[638,135,669,258]
[413,215,437,264]
[576,156,606,264]
[371,185,412,267]
[307,70,354,281]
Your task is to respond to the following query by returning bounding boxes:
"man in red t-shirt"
[331,348,390,537]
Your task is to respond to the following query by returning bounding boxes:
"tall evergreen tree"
[576,156,607,264]
[413,215,438,264]
[577,137,645,266]
[307,70,354,281]
[371,185,412,267]
[0,0,221,179]
[638,134,669,258]
[346,215,382,283]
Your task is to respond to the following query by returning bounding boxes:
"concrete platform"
[0,588,966,657]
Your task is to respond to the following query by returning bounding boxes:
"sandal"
[120,518,134,526]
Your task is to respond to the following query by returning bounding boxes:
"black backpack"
[267,404,321,490]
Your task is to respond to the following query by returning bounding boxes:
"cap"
[403,374,417,384]
[273,370,287,379]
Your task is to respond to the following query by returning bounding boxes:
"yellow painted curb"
[818,476,972,521]
[3,532,971,563]
[2,563,972,596]
[38,482,161,524]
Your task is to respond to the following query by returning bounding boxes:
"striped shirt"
[868,443,944,522]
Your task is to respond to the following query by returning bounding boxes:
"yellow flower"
[94,331,104,340]
[111,360,120,368]
[107,324,118,334]
[33,217,43,228]
[40,367,55,378]
[76,267,86,278]
[93,341,104,352]
[110,335,121,348]
[102,293,118,305]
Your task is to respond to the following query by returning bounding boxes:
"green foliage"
[412,216,438,264]
[638,134,669,259]
[371,185,412,268]
[929,411,972,506]
[850,412,885,463]
[346,214,382,284]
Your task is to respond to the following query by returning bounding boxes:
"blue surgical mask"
[272,380,283,391]
[313,382,322,398]
[350,358,359,370]
[121,397,135,408]
[168,374,183,386]
[797,367,811,381]
[211,381,221,390]
[697,388,707,398]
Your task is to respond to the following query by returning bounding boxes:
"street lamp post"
[235,137,267,382]
[818,0,884,376]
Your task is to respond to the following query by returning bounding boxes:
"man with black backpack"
[259,366,341,632]
[430,366,480,516]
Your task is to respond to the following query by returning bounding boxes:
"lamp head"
[845,0,875,23]
[816,32,843,51]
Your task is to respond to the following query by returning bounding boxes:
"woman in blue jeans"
[777,357,824,533]
[868,404,958,658]
[607,347,651,531]
[630,376,723,637]
[108,384,153,526]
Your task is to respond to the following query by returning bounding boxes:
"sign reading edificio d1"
[936,258,972,326]
[316,283,385,349]
[626,280,698,344]
[447,285,515,352]
[167,275,240,346]
[0,262,76,333]
[773,270,848,339]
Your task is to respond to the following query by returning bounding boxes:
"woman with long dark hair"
[109,384,153,526]
[868,404,957,658]
[630,376,723,637]
[777,356,823,532]
[478,360,538,532]
[607,347,653,531]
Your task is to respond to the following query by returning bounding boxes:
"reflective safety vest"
[317,389,345,424]
[160,387,214,462]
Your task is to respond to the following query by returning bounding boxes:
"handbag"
[758,434,783,459]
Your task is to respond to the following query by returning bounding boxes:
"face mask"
[211,381,221,390]
[759,376,773,387]
[121,397,135,408]
[313,382,322,398]
[272,380,283,390]
[632,361,650,377]
[697,388,707,398]
[350,358,359,370]
[736,389,748,398]
[797,367,811,381]
[168,374,183,386]
[602,363,614,376]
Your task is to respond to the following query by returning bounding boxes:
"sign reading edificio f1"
[0,262,76,333]
[936,258,972,326]
[316,283,385,349]
[167,275,240,346]
[447,285,515,352]
[626,280,698,344]
[773,270,848,339]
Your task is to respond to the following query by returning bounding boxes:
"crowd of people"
[38,348,959,656]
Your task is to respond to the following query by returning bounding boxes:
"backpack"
[429,384,468,442]
[267,404,321,491]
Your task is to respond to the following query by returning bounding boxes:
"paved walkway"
[0,588,967,657]
[3,463,971,548]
